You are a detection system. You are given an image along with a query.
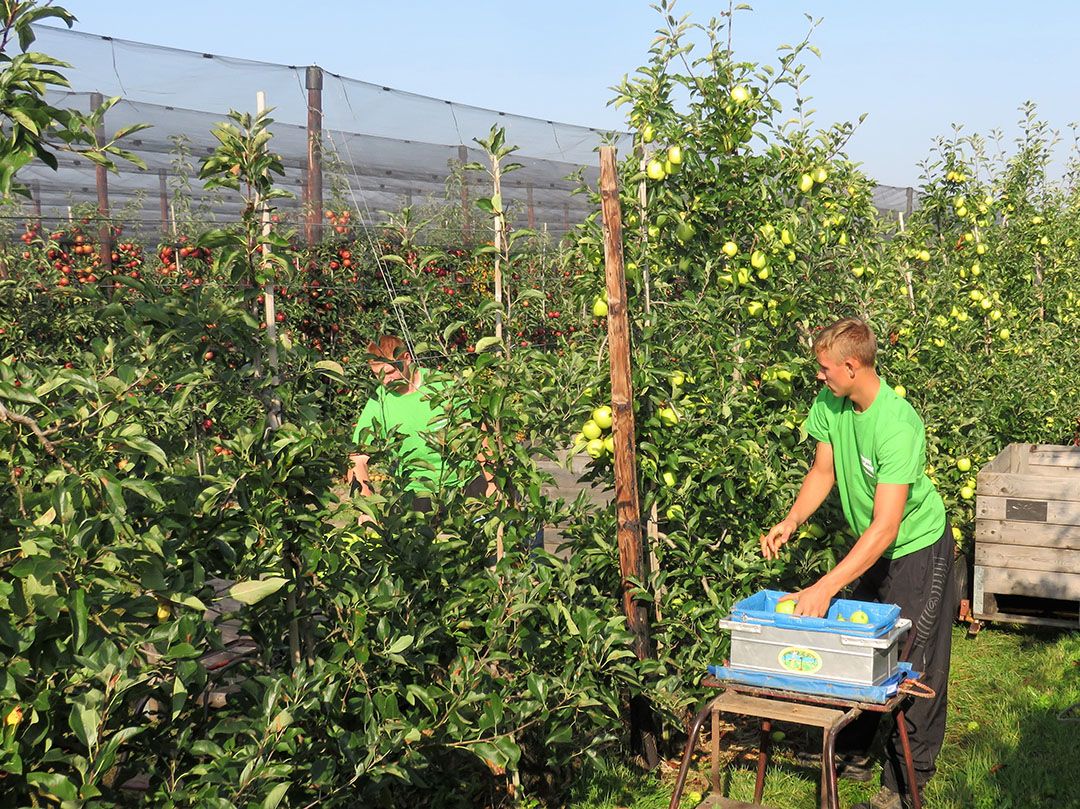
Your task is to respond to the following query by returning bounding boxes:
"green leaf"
[26,772,78,801]
[475,336,502,353]
[71,587,87,653]
[261,783,290,809]
[386,634,414,655]
[314,360,345,380]
[118,435,168,467]
[69,701,99,750]
[170,675,188,720]
[229,577,288,606]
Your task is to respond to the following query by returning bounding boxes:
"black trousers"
[839,521,956,794]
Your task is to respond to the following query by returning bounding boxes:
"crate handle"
[717,619,761,634]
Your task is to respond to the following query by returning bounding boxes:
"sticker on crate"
[778,646,823,674]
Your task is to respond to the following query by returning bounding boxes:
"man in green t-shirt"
[760,317,955,809]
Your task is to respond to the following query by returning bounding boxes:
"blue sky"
[46,1,1079,186]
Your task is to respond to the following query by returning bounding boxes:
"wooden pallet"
[974,444,1080,629]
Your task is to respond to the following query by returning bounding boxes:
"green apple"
[960,485,975,500]
[592,298,608,318]
[894,384,907,398]
[852,265,865,278]
[667,145,683,165]
[812,166,828,184]
[781,227,793,245]
[750,250,768,270]
[582,420,602,440]
[603,435,615,454]
[775,599,796,615]
[671,370,686,387]
[675,219,695,244]
[730,84,751,104]
[747,301,764,317]
[646,159,666,181]
[722,241,739,258]
[998,327,1010,340]
[659,406,680,426]
[770,730,786,742]
[665,504,684,521]
[956,457,972,472]
[662,470,677,487]
[917,249,931,262]
[798,173,814,193]
[585,438,605,459]
[641,123,655,144]
[592,405,613,430]
[849,610,869,624]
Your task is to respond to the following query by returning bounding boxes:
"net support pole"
[305,66,324,245]
[90,92,112,276]
[598,145,659,769]
[458,144,470,240]
[31,181,41,228]
[158,169,169,235]
[526,182,535,229]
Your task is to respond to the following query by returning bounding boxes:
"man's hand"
[760,517,799,560]
[790,579,838,618]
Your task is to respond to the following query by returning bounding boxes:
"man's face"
[816,349,854,396]
[371,356,411,390]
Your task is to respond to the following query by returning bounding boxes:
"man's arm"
[792,482,908,616]
[347,452,373,496]
[760,441,836,559]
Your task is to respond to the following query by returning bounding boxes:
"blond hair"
[812,317,877,367]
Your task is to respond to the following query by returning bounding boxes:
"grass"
[565,624,1080,809]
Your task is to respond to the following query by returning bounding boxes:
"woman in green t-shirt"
[347,335,492,513]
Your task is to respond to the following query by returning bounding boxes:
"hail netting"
[14,25,919,240]
[16,25,626,240]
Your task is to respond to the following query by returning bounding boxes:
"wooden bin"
[973,443,1080,628]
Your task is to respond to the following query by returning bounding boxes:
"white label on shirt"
[860,454,876,478]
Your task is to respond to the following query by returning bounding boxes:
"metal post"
[158,169,169,235]
[90,92,112,275]
[526,182,535,229]
[906,186,914,218]
[31,181,41,227]
[458,144,470,240]
[305,66,324,245]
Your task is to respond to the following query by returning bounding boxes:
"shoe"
[851,786,903,809]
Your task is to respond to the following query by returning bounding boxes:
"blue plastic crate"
[730,589,901,639]
[707,661,919,703]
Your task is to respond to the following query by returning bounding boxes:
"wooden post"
[258,90,300,670]
[458,144,470,240]
[526,182,535,229]
[31,181,41,228]
[305,66,324,245]
[90,92,113,276]
[598,145,658,768]
[158,169,169,235]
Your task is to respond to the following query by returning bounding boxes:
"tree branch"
[0,399,77,473]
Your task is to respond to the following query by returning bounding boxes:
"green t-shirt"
[804,381,945,559]
[352,375,454,494]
